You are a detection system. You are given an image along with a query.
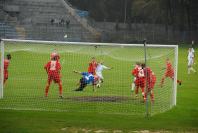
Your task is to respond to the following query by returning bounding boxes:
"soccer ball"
[64,34,67,38]
[96,83,101,88]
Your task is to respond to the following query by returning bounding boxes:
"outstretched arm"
[73,70,81,75]
[44,63,49,74]
[103,65,113,70]
[45,68,48,74]
[161,67,166,70]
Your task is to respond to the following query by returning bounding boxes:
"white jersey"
[96,64,109,79]
[188,51,194,60]
[188,50,194,66]
[192,48,195,54]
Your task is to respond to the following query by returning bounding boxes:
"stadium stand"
[0,22,18,39]
[0,0,100,42]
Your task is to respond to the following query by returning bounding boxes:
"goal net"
[0,39,178,116]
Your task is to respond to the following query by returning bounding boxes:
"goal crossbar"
[2,39,178,48]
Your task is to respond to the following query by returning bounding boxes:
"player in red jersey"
[50,49,60,61]
[88,57,98,75]
[160,58,181,88]
[44,55,63,98]
[4,54,11,84]
[142,63,156,103]
[133,63,145,98]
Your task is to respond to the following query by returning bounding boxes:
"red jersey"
[45,60,61,83]
[131,65,139,77]
[134,66,145,88]
[4,59,10,80]
[144,67,156,89]
[44,60,61,74]
[4,59,10,72]
[165,62,174,77]
[88,61,97,74]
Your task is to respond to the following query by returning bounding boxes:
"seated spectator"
[60,18,65,25]
[50,19,54,25]
[66,20,70,28]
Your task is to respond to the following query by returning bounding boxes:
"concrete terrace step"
[6,0,62,7]
[2,0,98,41]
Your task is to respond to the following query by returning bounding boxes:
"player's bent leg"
[140,84,145,98]
[160,76,166,87]
[45,80,52,97]
[190,66,196,73]
[141,87,145,100]
[4,73,8,85]
[78,82,87,91]
[188,65,191,74]
[75,78,87,91]
[135,86,139,97]
[131,82,135,92]
[53,75,63,98]
[3,78,8,85]
[177,80,182,85]
[96,77,102,88]
[58,80,63,98]
[45,75,53,97]
[150,90,154,103]
[171,76,182,86]
[188,60,196,74]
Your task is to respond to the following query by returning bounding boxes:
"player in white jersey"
[191,41,195,64]
[95,61,112,87]
[188,48,196,74]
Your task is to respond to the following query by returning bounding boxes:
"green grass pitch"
[0,42,197,132]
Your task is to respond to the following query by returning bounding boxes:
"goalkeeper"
[73,70,99,92]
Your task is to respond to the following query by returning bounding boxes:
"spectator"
[66,20,70,28]
[50,19,54,25]
[60,18,65,25]
[54,19,59,26]
[115,19,119,31]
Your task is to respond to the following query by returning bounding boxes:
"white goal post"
[0,39,178,116]
[0,40,4,99]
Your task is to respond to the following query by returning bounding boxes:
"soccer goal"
[0,39,178,116]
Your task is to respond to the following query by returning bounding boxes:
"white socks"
[131,83,135,91]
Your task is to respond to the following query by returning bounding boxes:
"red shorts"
[48,72,61,83]
[147,81,156,90]
[165,71,174,78]
[4,71,8,80]
[135,77,145,88]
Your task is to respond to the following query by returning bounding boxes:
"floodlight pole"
[143,39,149,117]
[0,39,4,99]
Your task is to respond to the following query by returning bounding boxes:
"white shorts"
[188,59,193,66]
[96,72,103,79]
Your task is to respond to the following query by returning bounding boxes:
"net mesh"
[0,40,177,116]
